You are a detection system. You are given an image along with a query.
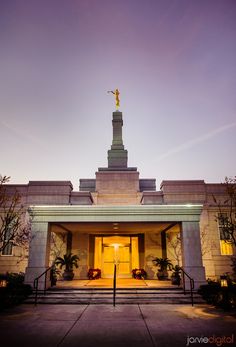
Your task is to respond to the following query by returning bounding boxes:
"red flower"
[88,268,101,280]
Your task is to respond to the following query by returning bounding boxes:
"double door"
[102,244,131,278]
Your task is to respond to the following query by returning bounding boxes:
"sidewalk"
[0,303,235,347]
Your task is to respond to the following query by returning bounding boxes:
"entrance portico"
[25,204,205,290]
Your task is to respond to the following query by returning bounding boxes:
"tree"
[50,232,67,262]
[0,175,31,255]
[214,176,236,247]
[166,232,182,265]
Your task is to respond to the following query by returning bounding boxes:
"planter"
[171,275,181,285]
[157,270,168,280]
[55,253,79,282]
[51,275,57,286]
[63,270,74,281]
[50,266,60,286]
[153,258,173,280]
[171,266,181,285]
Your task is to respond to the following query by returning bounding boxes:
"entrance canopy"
[25,204,206,289]
[29,204,203,223]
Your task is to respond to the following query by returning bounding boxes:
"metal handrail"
[179,267,195,306]
[33,265,54,306]
[113,264,117,307]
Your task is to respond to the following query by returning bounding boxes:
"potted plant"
[152,257,173,280]
[88,268,101,280]
[132,268,147,279]
[50,264,61,286]
[171,265,181,285]
[55,253,79,281]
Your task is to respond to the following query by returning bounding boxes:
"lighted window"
[218,213,233,255]
[220,240,233,255]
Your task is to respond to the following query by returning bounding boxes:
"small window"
[220,240,233,255]
[1,227,13,256]
[2,242,13,256]
[218,213,233,255]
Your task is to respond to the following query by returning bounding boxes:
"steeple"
[98,110,137,172]
[108,111,128,169]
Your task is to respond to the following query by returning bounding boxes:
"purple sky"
[0,0,236,190]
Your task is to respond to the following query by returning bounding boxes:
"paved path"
[56,278,174,288]
[0,304,235,347]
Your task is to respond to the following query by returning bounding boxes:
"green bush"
[198,280,236,311]
[198,281,221,304]
[0,272,32,310]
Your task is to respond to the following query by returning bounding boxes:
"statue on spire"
[108,88,120,110]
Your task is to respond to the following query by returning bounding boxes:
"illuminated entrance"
[94,236,139,278]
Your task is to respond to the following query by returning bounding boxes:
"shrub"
[0,272,32,310]
[198,281,221,305]
[198,280,236,311]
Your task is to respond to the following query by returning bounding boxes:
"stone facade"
[0,111,235,289]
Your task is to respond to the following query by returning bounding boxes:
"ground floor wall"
[200,209,235,280]
[2,204,234,290]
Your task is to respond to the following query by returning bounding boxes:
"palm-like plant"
[152,257,173,280]
[55,253,79,280]
[153,257,173,271]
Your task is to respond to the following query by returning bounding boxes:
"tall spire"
[98,110,137,172]
[108,111,128,168]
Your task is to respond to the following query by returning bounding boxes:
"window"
[1,228,13,256]
[218,213,233,255]
[2,242,13,255]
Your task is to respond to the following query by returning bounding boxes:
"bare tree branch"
[0,175,32,255]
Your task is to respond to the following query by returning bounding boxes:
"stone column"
[181,221,206,289]
[25,222,51,290]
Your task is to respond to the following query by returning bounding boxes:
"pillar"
[161,231,167,258]
[25,222,51,290]
[67,231,72,253]
[181,221,206,289]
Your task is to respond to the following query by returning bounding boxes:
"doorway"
[94,235,139,278]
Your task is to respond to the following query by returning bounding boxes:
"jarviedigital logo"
[186,334,234,346]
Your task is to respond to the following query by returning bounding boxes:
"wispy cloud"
[0,119,45,148]
[156,121,236,162]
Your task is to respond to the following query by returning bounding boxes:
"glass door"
[102,236,131,278]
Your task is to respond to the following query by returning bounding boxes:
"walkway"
[56,278,175,288]
[0,304,235,347]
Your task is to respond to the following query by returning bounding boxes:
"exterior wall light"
[0,279,7,287]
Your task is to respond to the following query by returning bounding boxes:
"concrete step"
[24,287,205,305]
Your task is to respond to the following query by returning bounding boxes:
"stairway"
[25,286,205,305]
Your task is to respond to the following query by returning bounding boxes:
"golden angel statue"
[108,88,120,109]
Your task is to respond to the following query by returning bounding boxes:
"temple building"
[0,110,235,289]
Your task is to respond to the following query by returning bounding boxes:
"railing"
[113,264,117,307]
[179,267,195,306]
[33,265,54,306]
